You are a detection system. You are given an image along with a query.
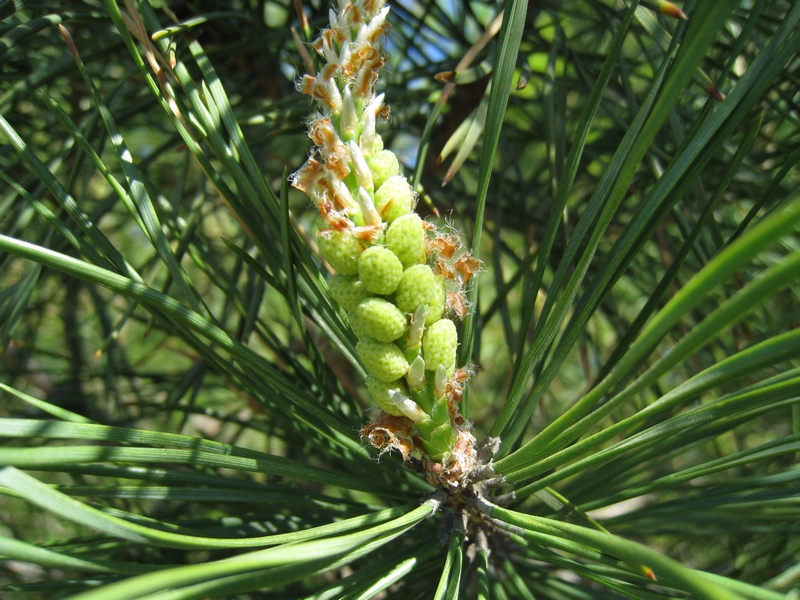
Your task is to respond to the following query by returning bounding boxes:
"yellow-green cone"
[292,0,481,467]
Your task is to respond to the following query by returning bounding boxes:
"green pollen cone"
[328,275,369,313]
[365,375,408,416]
[395,264,445,325]
[356,337,409,382]
[318,230,364,275]
[368,148,399,189]
[358,245,404,295]
[422,318,457,376]
[353,297,407,342]
[386,213,426,268]
[374,175,414,223]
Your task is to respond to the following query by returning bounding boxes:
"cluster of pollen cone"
[292,0,481,484]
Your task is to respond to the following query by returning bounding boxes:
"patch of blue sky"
[386,26,454,69]
[390,2,464,53]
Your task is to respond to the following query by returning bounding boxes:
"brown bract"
[424,427,479,491]
[361,412,415,460]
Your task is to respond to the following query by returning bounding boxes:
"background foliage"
[1,0,799,598]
